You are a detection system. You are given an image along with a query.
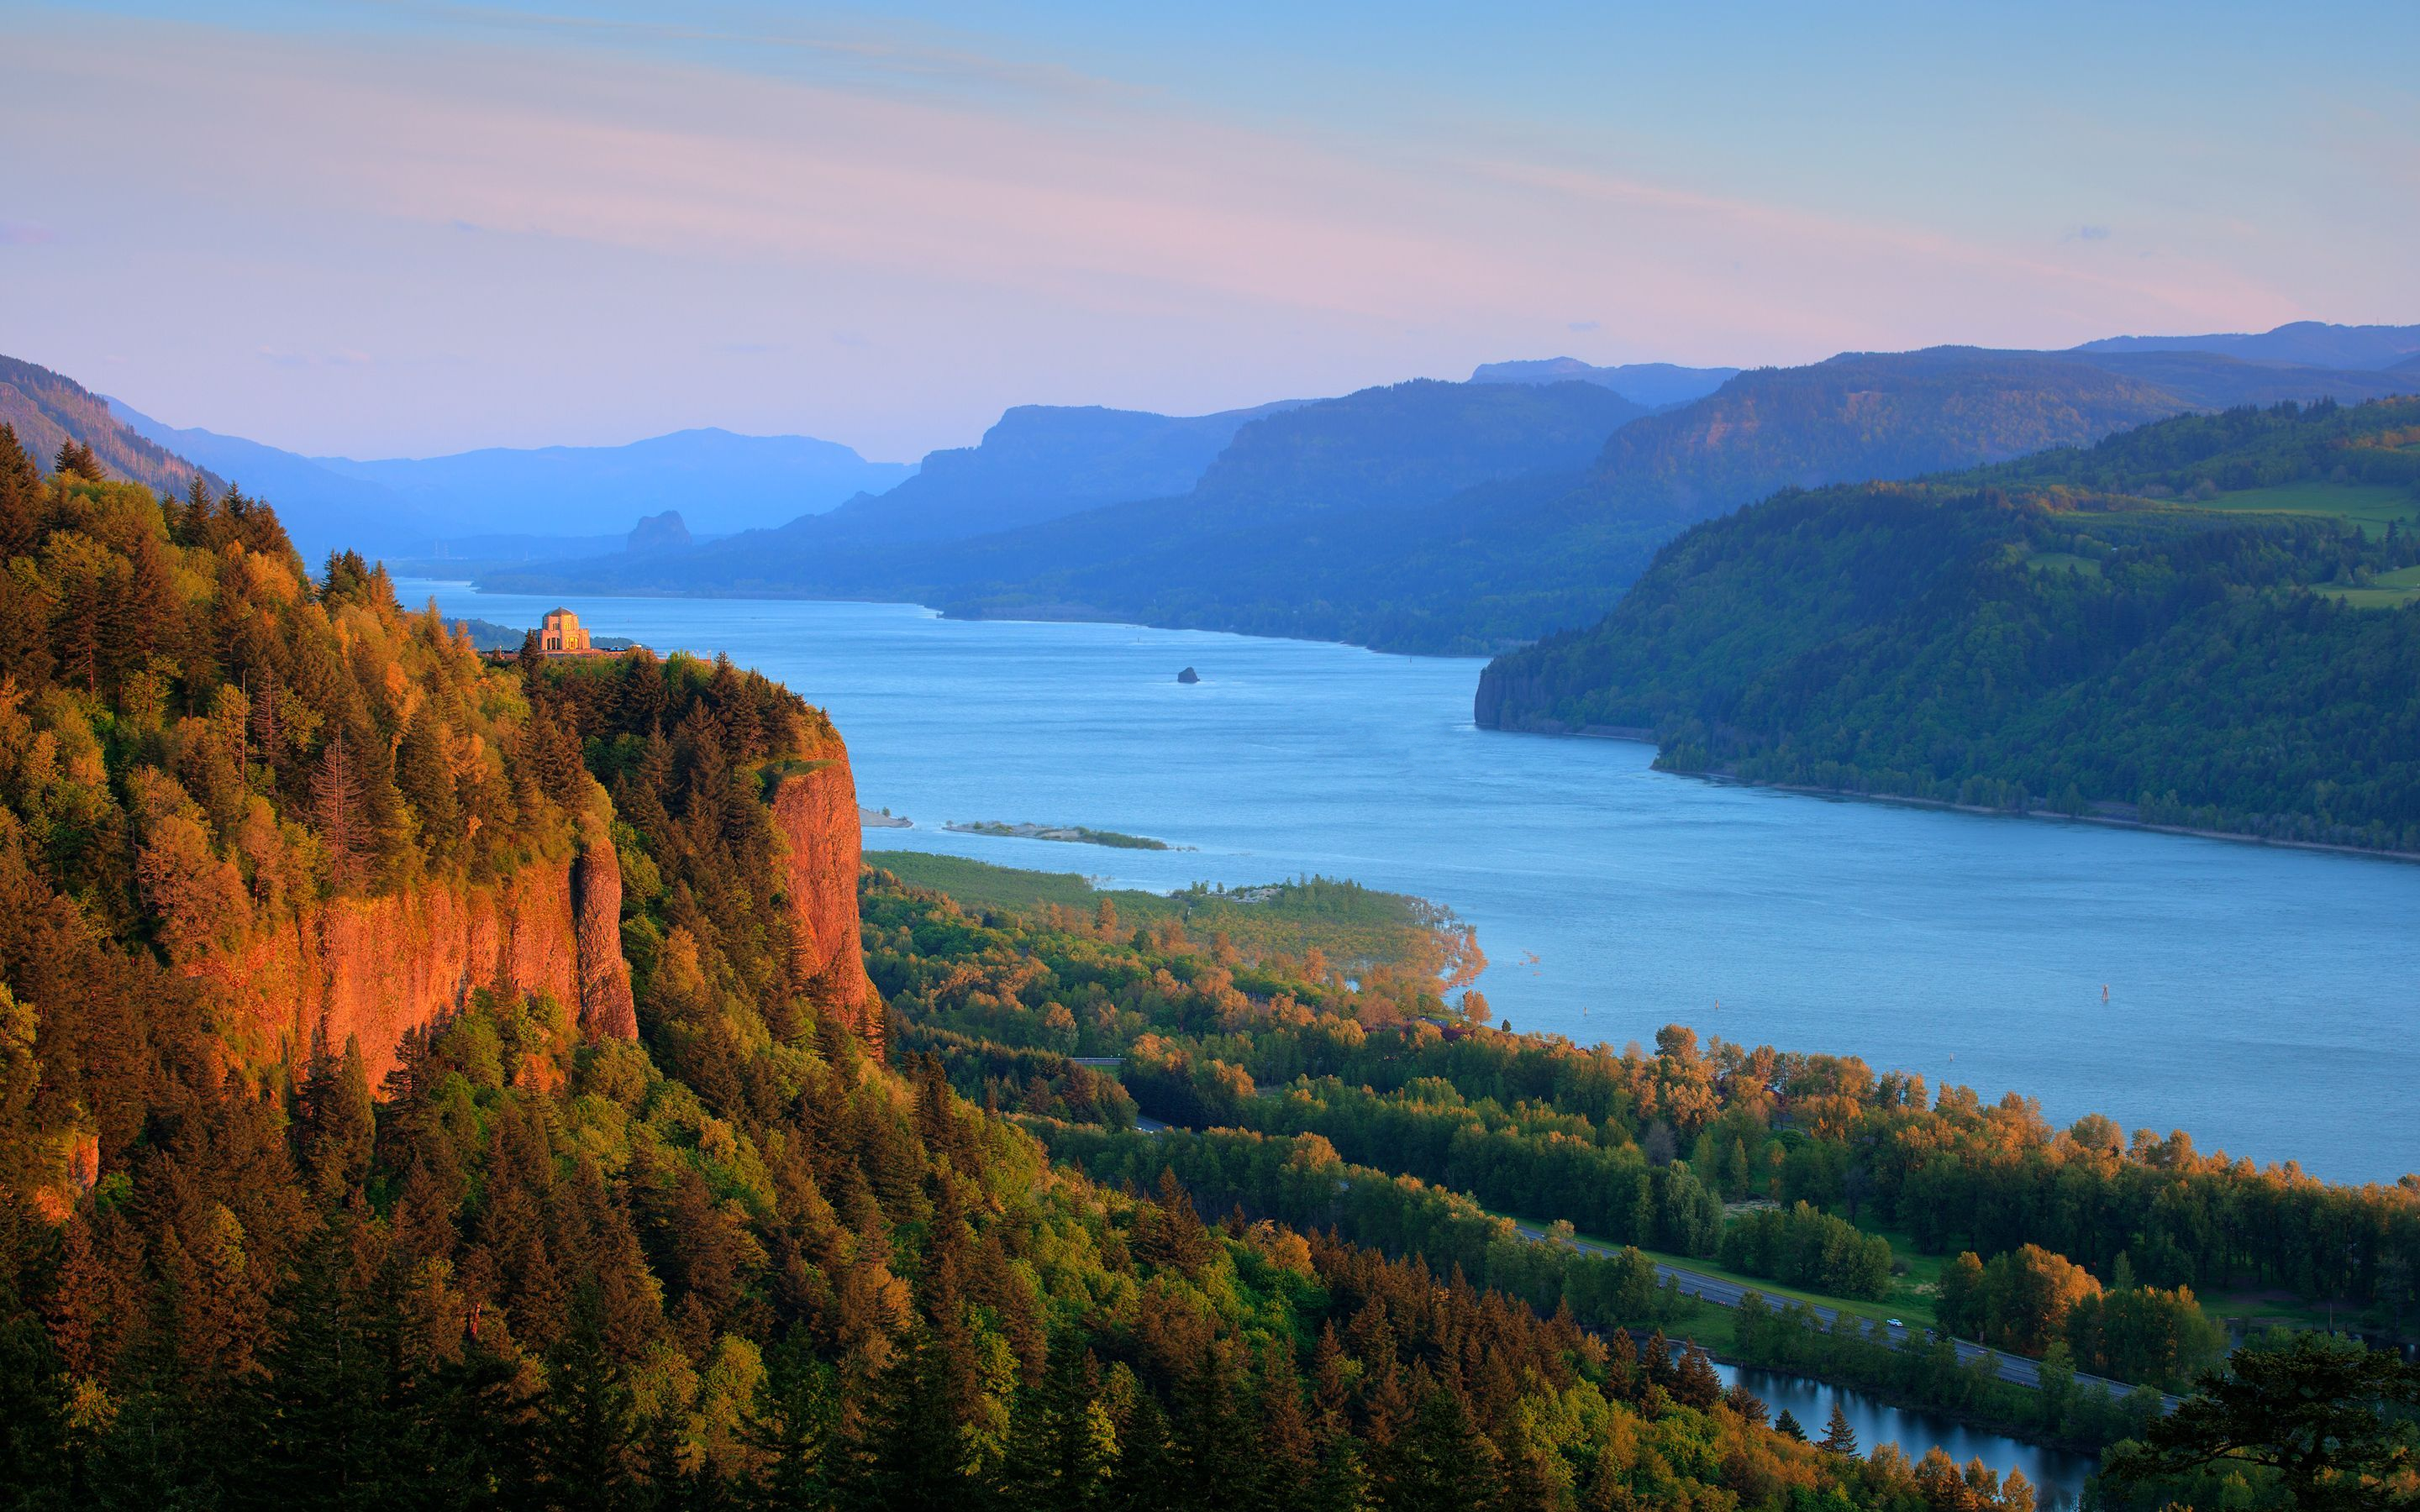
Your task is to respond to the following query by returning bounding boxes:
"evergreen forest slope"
[1476,398,2420,852]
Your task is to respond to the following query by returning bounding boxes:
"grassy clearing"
[863,851,1463,974]
[2191,480,2420,537]
[2024,551,2103,577]
[2319,562,2420,609]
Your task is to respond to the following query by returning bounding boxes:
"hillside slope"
[0,355,220,500]
[1476,397,2420,852]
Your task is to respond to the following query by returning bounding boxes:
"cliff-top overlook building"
[540,606,593,654]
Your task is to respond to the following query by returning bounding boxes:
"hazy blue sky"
[4,1,2413,460]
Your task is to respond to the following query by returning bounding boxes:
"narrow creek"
[1709,1360,2099,1508]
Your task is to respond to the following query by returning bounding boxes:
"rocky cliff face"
[573,811,639,1041]
[189,827,638,1089]
[770,735,885,1053]
[177,730,881,1089]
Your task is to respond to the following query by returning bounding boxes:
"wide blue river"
[411,584,2420,1186]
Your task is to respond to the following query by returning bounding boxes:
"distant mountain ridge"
[1470,356,1739,407]
[106,402,909,560]
[485,379,1646,617]
[317,427,912,539]
[108,401,439,559]
[2072,320,2420,371]
[490,341,2412,654]
[3,358,219,499]
[805,398,1306,546]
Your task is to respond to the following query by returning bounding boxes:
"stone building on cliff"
[540,606,592,654]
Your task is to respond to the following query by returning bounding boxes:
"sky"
[3,0,2415,462]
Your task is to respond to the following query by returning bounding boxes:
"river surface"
[408,584,2420,1185]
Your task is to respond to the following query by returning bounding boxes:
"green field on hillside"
[2194,480,2419,536]
[2319,562,2420,609]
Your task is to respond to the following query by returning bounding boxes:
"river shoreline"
[1503,725,2420,866]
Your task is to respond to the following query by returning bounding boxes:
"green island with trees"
[1,429,2414,1510]
[1477,397,2420,855]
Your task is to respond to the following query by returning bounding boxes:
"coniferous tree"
[1818,1399,1859,1456]
[0,423,37,560]
[313,729,370,889]
[53,438,100,480]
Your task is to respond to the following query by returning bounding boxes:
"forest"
[1477,398,2420,852]
[0,431,2103,1510]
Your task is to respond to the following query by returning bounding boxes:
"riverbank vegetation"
[1479,398,2420,853]
[861,856,2419,1419]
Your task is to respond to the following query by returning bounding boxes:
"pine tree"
[296,1036,376,1204]
[0,423,37,560]
[1817,1400,1858,1456]
[1773,1407,1807,1441]
[54,438,101,480]
[313,729,370,889]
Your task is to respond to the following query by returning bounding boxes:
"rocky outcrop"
[189,824,638,1091]
[770,737,885,1053]
[573,811,639,1040]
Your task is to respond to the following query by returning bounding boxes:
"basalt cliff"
[771,740,885,1053]
[183,805,640,1089]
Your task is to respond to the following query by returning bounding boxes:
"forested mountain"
[1470,357,1739,408]
[496,346,2412,656]
[1,357,221,501]
[1476,397,2420,852]
[2074,319,2420,371]
[3,429,1996,1510]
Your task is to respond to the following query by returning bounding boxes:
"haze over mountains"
[104,398,912,561]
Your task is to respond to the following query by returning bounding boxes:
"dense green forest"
[1479,398,2420,852]
[1,434,2114,1510]
[498,348,2412,655]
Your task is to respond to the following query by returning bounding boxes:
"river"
[407,584,2420,1186]
[1706,1361,2097,1508]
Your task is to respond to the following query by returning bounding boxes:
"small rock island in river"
[1176,666,1200,684]
[945,821,1181,850]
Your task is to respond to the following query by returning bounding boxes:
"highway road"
[1507,1220,2181,1411]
